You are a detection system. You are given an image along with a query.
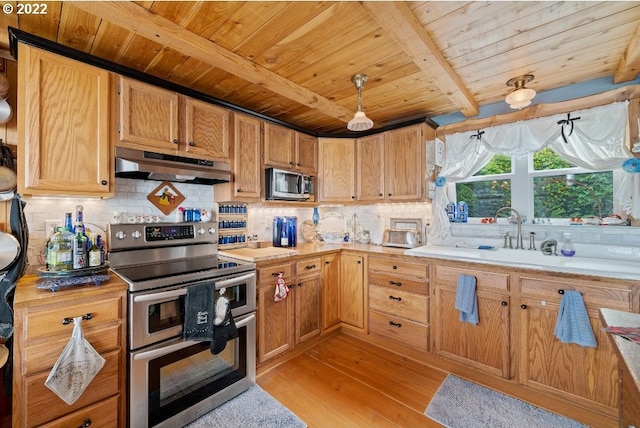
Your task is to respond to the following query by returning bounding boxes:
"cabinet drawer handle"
[271,271,284,278]
[388,295,402,301]
[62,313,92,325]
[172,139,179,145]
[78,418,92,428]
[388,280,402,287]
[305,264,316,270]
[388,321,402,328]
[501,301,507,306]
[558,289,565,294]
[520,304,527,310]
[189,141,195,147]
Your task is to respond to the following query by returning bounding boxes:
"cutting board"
[219,246,298,262]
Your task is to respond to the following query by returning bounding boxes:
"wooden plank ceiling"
[0,1,639,135]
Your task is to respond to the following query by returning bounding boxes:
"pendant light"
[505,74,536,110]
[347,73,373,131]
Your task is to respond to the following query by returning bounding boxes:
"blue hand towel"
[455,274,478,325]
[554,290,597,348]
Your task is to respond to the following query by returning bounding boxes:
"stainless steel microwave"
[265,168,313,201]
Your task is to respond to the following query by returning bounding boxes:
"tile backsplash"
[21,178,215,269]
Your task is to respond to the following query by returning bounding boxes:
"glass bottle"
[48,227,73,271]
[64,212,73,235]
[88,234,102,267]
[312,207,320,226]
[96,235,105,264]
[74,205,85,235]
[560,232,576,257]
[73,231,87,269]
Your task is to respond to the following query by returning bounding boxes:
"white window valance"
[429,101,635,243]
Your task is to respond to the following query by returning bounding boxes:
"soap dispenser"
[560,232,575,257]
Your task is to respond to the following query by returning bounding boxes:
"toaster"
[381,228,421,248]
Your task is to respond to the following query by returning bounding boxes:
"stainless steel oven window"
[130,312,256,428]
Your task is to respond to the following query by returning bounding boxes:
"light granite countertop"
[600,308,640,393]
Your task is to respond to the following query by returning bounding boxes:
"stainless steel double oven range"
[108,221,256,428]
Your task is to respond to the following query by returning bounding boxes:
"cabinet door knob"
[325,261,330,265]
[379,193,383,197]
[78,419,92,428]
[558,289,565,294]
[237,188,243,192]
[189,141,195,147]
[101,180,108,185]
[388,193,392,196]
[173,139,179,145]
[392,265,397,269]
[520,304,527,309]
[501,301,508,306]
[357,260,361,264]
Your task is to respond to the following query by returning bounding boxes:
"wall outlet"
[265,216,273,228]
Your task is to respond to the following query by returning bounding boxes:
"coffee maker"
[272,216,297,247]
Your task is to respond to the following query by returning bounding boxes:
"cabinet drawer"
[368,309,428,352]
[24,296,122,342]
[38,394,119,428]
[369,257,428,279]
[436,265,509,292]
[368,271,428,295]
[369,284,428,324]
[258,263,293,284]
[23,324,120,375]
[520,277,632,311]
[295,257,322,276]
[23,349,120,427]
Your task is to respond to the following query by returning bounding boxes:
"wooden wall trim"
[436,85,640,137]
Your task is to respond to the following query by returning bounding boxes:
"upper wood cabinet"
[17,45,113,197]
[318,138,356,203]
[264,123,317,174]
[232,113,262,200]
[356,133,385,202]
[116,77,230,161]
[384,124,427,201]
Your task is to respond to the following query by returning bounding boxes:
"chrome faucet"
[494,207,524,249]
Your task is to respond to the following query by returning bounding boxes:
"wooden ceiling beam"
[361,1,479,117]
[72,1,354,123]
[614,21,640,83]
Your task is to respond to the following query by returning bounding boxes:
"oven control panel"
[108,222,217,251]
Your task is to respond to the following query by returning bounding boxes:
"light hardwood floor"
[257,333,446,427]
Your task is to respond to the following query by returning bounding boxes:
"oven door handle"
[133,313,255,362]
[216,272,256,289]
[132,288,187,303]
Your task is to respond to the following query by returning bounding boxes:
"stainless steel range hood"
[115,147,231,185]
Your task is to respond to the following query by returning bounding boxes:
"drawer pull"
[388,295,402,301]
[558,289,565,294]
[62,313,92,325]
[388,280,402,287]
[271,271,284,278]
[520,304,527,310]
[305,264,316,270]
[78,419,92,428]
[389,321,402,328]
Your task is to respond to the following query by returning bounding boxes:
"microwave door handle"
[216,272,256,289]
[133,288,187,303]
[297,174,303,195]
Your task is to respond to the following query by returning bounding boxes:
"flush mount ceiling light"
[347,73,373,131]
[505,74,536,110]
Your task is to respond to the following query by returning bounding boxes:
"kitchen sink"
[405,244,640,280]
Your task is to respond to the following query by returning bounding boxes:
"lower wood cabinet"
[12,275,127,427]
[257,257,322,365]
[367,255,430,351]
[321,253,341,332]
[433,264,511,378]
[257,261,294,364]
[340,253,365,330]
[518,275,635,415]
